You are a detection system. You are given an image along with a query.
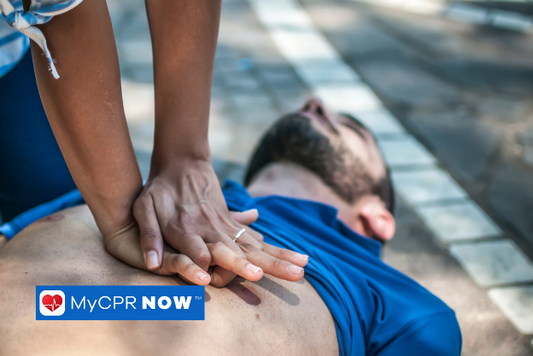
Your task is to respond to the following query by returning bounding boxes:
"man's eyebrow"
[340,113,368,131]
[339,113,370,141]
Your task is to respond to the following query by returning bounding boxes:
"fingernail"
[288,265,303,275]
[197,272,209,281]
[247,264,262,274]
[146,250,159,269]
[295,253,309,264]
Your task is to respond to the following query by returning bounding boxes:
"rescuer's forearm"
[31,0,143,237]
[145,0,221,168]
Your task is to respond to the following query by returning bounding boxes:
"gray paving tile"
[402,0,445,15]
[215,57,248,74]
[489,286,533,335]
[491,11,533,32]
[270,29,339,64]
[107,3,129,34]
[450,240,533,287]
[313,83,382,113]
[223,72,262,90]
[354,108,405,135]
[117,10,151,42]
[293,59,359,85]
[215,44,241,59]
[235,30,274,49]
[121,80,154,124]
[353,0,405,8]
[230,92,273,108]
[258,67,304,88]
[227,125,266,165]
[445,4,489,25]
[235,105,280,126]
[251,0,311,30]
[120,40,153,64]
[256,62,296,73]
[121,62,153,83]
[129,122,154,153]
[417,200,501,243]
[250,52,290,67]
[378,135,436,167]
[391,167,468,205]
[270,88,311,113]
[251,3,338,64]
[134,149,152,181]
[208,118,234,160]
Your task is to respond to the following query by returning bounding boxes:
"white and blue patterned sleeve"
[0,0,83,79]
[0,20,29,77]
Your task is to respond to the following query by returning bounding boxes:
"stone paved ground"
[109,0,533,354]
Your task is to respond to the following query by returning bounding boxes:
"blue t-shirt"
[222,180,462,356]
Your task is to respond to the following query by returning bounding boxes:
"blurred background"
[108,0,533,354]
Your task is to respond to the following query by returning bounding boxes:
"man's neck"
[246,163,377,240]
[246,162,350,211]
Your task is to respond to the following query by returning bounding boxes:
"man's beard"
[244,114,377,204]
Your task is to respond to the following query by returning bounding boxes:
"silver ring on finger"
[233,228,246,243]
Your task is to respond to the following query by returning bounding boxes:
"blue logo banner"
[36,286,205,320]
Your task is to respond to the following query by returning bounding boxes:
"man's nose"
[300,98,329,119]
[300,98,339,133]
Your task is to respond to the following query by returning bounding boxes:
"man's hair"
[244,112,395,214]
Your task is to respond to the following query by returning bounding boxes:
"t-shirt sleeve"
[376,311,462,356]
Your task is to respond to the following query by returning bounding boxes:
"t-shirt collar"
[222,180,382,257]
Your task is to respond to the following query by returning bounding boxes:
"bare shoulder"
[0,205,338,356]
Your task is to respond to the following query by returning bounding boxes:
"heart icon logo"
[42,294,63,312]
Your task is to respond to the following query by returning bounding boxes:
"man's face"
[298,99,387,184]
[245,99,392,210]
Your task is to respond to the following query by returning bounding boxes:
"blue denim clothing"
[0,50,76,224]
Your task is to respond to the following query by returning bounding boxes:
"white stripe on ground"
[490,10,533,31]
[417,200,502,243]
[450,240,533,287]
[445,3,489,24]
[402,0,446,15]
[489,286,533,335]
[350,0,533,33]
[248,0,533,335]
[378,135,437,167]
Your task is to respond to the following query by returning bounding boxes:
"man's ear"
[359,202,395,242]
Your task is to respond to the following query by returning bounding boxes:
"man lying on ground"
[0,99,462,355]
